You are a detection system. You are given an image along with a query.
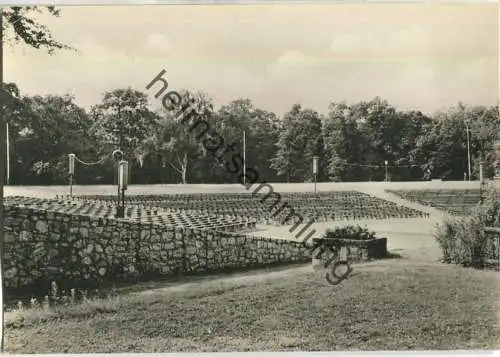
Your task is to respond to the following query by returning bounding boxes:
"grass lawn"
[5,259,499,352]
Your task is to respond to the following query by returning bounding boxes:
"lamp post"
[384,160,388,182]
[68,153,75,198]
[313,156,319,193]
[243,130,246,186]
[6,122,9,185]
[112,149,125,218]
[116,160,128,218]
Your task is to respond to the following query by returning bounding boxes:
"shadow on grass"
[5,260,313,307]
[5,251,405,307]
[117,260,313,295]
[384,251,404,260]
[345,251,403,266]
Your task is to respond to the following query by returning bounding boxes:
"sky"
[4,3,499,117]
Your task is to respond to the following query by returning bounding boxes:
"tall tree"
[271,104,323,182]
[413,105,470,180]
[458,104,499,179]
[410,103,500,181]
[323,102,367,181]
[216,99,280,183]
[90,88,161,183]
[354,97,400,181]
[0,83,27,184]
[138,90,214,184]
[91,88,160,159]
[397,110,433,180]
[248,108,280,182]
[12,94,92,184]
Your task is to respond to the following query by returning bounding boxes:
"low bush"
[434,187,500,268]
[324,225,377,241]
[5,280,120,313]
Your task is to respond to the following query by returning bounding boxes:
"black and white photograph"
[0,2,498,353]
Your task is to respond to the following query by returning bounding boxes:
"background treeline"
[2,83,499,185]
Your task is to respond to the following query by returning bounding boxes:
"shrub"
[324,225,377,241]
[434,218,456,263]
[434,186,500,268]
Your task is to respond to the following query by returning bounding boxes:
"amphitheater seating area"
[387,189,488,216]
[73,191,429,223]
[4,196,257,232]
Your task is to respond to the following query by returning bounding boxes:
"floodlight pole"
[313,156,319,193]
[5,122,8,185]
[466,121,472,181]
[243,130,246,186]
[68,153,75,198]
[384,160,388,182]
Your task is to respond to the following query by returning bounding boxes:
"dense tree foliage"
[271,104,324,183]
[2,86,499,185]
[1,7,497,186]
[0,6,76,186]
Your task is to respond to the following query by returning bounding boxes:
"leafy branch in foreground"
[2,6,76,54]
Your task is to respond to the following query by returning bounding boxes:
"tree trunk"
[169,153,189,184]
[181,152,188,184]
[182,168,187,184]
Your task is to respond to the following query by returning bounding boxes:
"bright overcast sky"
[4,3,499,117]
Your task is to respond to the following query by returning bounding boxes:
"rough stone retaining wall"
[3,206,310,291]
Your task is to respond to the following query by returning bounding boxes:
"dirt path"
[4,181,484,198]
[252,217,442,262]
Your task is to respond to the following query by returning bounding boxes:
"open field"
[5,258,499,352]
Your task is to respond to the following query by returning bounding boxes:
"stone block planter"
[311,237,388,270]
